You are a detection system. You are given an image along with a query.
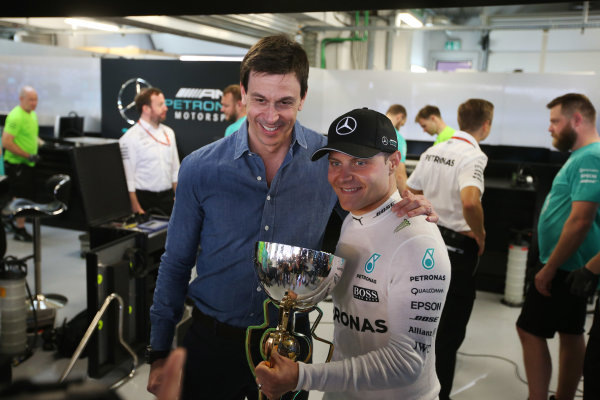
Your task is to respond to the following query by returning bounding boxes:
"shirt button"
[256,286,262,292]
[257,176,262,181]
[266,195,271,201]
[250,313,255,317]
[264,225,269,231]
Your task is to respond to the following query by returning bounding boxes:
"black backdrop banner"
[101,59,242,159]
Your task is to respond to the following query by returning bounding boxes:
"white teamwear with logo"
[296,191,450,399]
[406,130,487,232]
[119,119,180,193]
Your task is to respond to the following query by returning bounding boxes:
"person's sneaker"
[14,227,33,242]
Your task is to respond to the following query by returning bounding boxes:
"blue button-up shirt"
[150,120,339,350]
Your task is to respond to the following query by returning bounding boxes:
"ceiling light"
[64,18,119,32]
[179,55,245,62]
[396,12,423,28]
[411,65,427,73]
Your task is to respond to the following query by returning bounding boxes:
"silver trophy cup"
[246,241,345,394]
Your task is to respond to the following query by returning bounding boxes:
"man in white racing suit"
[255,107,451,399]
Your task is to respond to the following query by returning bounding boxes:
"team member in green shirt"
[517,93,600,400]
[221,84,247,137]
[2,86,40,242]
[386,104,408,192]
[415,105,455,145]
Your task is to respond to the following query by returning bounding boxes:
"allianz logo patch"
[353,285,379,302]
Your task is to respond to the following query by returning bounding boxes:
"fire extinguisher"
[0,257,28,356]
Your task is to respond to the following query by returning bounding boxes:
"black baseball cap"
[311,108,398,161]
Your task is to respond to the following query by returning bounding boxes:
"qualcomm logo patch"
[365,253,381,274]
[336,116,357,135]
[422,248,435,270]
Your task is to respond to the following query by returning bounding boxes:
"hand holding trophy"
[246,241,345,399]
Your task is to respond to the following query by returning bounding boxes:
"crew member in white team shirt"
[255,108,451,400]
[119,87,180,216]
[407,98,493,400]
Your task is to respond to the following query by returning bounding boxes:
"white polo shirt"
[296,192,450,399]
[407,130,487,232]
[119,119,180,193]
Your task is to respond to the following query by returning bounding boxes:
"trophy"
[246,241,345,395]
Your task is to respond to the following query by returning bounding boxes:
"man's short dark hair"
[240,35,309,99]
[457,99,494,133]
[547,93,596,124]
[135,88,163,114]
[386,104,407,117]
[415,105,441,122]
[223,84,242,102]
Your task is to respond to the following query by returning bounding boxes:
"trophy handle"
[310,306,335,362]
[246,298,272,377]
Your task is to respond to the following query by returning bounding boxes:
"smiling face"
[549,104,577,152]
[242,71,305,154]
[327,151,398,215]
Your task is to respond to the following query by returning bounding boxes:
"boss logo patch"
[353,285,379,302]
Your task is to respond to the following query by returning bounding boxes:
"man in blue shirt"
[147,35,438,400]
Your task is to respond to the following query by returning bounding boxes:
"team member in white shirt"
[119,87,180,216]
[255,108,451,400]
[407,98,493,400]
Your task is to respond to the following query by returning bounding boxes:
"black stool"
[2,174,71,321]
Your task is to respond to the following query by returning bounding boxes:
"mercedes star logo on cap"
[335,116,357,135]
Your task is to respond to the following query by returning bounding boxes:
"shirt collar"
[233,120,308,160]
[139,118,161,133]
[349,191,401,227]
[452,130,480,150]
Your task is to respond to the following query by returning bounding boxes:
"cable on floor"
[457,351,584,398]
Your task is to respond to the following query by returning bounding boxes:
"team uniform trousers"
[406,131,486,400]
[135,188,174,216]
[5,162,35,200]
[181,307,309,400]
[584,296,600,400]
[435,226,479,400]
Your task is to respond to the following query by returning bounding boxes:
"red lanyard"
[138,120,170,146]
[450,136,475,147]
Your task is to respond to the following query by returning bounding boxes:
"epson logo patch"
[410,301,442,311]
[353,285,379,302]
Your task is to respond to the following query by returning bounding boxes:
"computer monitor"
[58,114,84,138]
[70,143,132,226]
